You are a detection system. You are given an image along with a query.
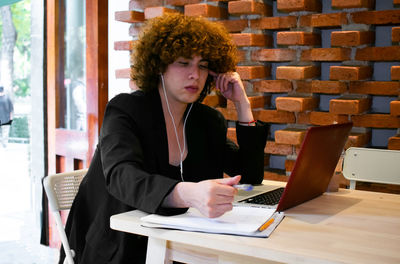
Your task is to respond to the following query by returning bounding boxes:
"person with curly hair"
[60,13,268,263]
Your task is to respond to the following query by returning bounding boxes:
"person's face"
[160,55,209,105]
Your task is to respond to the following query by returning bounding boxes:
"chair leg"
[349,180,356,190]
[54,213,74,264]
[63,250,75,264]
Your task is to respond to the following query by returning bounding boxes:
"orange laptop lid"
[276,122,353,212]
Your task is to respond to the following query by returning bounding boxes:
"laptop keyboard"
[238,187,285,205]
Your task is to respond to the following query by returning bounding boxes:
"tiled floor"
[0,143,59,264]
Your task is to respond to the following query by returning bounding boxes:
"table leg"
[146,237,171,264]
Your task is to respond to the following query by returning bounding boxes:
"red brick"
[166,0,202,6]
[352,10,400,25]
[219,104,267,120]
[277,32,321,46]
[265,141,293,155]
[388,135,400,150]
[310,80,348,94]
[276,96,319,112]
[393,27,400,42]
[224,99,238,111]
[329,96,371,115]
[115,68,131,79]
[228,1,271,16]
[297,112,311,124]
[218,19,248,33]
[309,111,349,126]
[227,95,270,109]
[276,66,320,80]
[231,33,272,47]
[255,109,296,124]
[251,16,297,30]
[236,49,250,62]
[331,0,374,9]
[344,131,372,149]
[331,31,374,47]
[301,48,351,61]
[129,0,164,10]
[184,4,228,18]
[352,114,400,128]
[115,11,145,23]
[277,0,321,12]
[236,50,248,63]
[253,80,293,93]
[144,6,178,19]
[300,13,347,28]
[355,46,400,61]
[249,95,270,109]
[227,127,237,144]
[264,170,289,182]
[295,81,312,93]
[237,66,271,80]
[202,94,224,107]
[251,49,296,62]
[392,66,400,80]
[391,100,400,116]
[330,66,372,81]
[285,159,296,173]
[114,40,135,51]
[349,81,400,96]
[275,128,307,145]
[216,107,238,120]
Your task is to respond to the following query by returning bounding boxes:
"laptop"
[234,122,353,212]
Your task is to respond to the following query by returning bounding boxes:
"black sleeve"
[223,120,268,184]
[99,94,182,215]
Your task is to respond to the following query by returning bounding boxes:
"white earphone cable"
[160,74,193,182]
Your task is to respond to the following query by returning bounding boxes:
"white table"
[110,181,400,264]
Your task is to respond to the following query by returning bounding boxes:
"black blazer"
[61,90,268,263]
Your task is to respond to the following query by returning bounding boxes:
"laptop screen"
[276,122,353,212]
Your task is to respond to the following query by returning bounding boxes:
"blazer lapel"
[147,90,169,173]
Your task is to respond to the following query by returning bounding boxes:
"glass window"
[60,0,86,130]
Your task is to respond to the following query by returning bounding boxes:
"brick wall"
[114,0,400,190]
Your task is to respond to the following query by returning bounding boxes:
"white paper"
[141,207,284,237]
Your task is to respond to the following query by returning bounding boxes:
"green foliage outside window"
[9,115,29,139]
[0,0,31,98]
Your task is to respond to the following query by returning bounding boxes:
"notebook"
[234,122,353,212]
[141,206,285,237]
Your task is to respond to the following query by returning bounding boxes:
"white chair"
[342,147,400,189]
[43,169,88,264]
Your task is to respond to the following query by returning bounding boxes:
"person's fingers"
[205,203,234,218]
[223,76,230,92]
[210,176,241,197]
[214,73,227,92]
[213,203,234,218]
[215,175,241,186]
[208,70,217,77]
[214,193,235,204]
[218,75,225,93]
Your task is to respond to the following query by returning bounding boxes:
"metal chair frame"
[43,169,87,264]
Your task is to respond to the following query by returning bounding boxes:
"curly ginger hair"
[131,13,238,101]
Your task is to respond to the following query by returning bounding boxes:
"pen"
[258,217,275,232]
[233,184,253,191]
